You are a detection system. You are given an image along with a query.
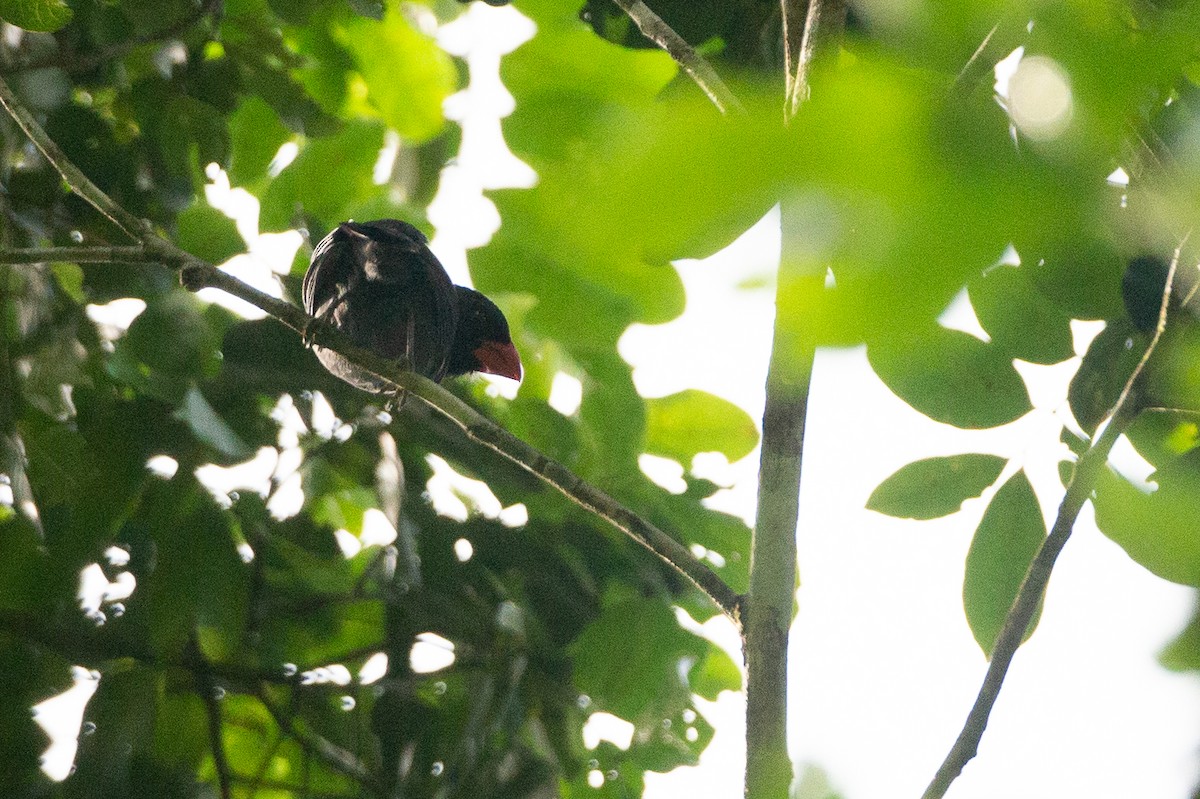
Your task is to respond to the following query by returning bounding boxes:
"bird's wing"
[302,224,359,317]
[361,222,459,380]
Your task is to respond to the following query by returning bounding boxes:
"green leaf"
[259,120,386,230]
[0,636,70,794]
[1160,601,1200,672]
[868,328,1033,429]
[0,0,72,32]
[228,96,291,186]
[969,264,1075,365]
[867,454,1006,520]
[135,477,251,659]
[70,668,158,797]
[1025,234,1128,321]
[1068,319,1144,434]
[259,599,383,666]
[654,478,751,595]
[570,593,699,722]
[337,4,457,142]
[1093,452,1200,587]
[112,291,221,404]
[644,389,759,464]
[0,514,52,612]
[175,200,245,265]
[174,386,254,460]
[688,643,742,699]
[151,692,208,770]
[963,470,1046,658]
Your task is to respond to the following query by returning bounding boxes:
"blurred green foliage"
[1,0,1200,797]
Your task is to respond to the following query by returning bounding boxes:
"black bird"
[302,219,522,392]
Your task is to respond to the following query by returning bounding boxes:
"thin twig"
[609,0,744,114]
[920,236,1187,799]
[780,0,803,109]
[259,687,381,794]
[0,76,143,240]
[953,22,1000,87]
[1141,406,1200,418]
[0,246,155,265]
[787,0,847,118]
[190,634,234,799]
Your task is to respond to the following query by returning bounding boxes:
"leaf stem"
[920,236,1186,799]
[609,0,744,114]
[0,246,155,265]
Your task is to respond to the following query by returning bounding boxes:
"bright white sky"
[43,4,1200,797]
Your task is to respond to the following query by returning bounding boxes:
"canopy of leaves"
[2,0,1200,796]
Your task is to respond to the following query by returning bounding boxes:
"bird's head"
[450,286,522,381]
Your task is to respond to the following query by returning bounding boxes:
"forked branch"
[920,238,1187,799]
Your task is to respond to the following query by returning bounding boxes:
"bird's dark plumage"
[302,219,521,392]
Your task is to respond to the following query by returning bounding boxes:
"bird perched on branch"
[302,219,522,392]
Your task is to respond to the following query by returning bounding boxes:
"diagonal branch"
[168,252,738,620]
[259,687,380,795]
[0,246,156,265]
[0,77,143,240]
[0,73,740,625]
[609,0,744,115]
[920,236,1187,799]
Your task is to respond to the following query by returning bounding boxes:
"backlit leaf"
[869,328,1032,429]
[963,471,1046,657]
[0,0,72,32]
[644,389,759,464]
[868,454,1006,520]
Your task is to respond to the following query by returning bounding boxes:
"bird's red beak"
[474,340,522,381]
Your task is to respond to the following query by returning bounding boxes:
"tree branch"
[259,686,380,795]
[189,633,234,799]
[784,0,847,120]
[609,0,744,115]
[920,237,1186,799]
[744,347,809,799]
[0,73,740,625]
[171,252,740,618]
[744,5,847,792]
[0,77,143,240]
[0,246,157,265]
